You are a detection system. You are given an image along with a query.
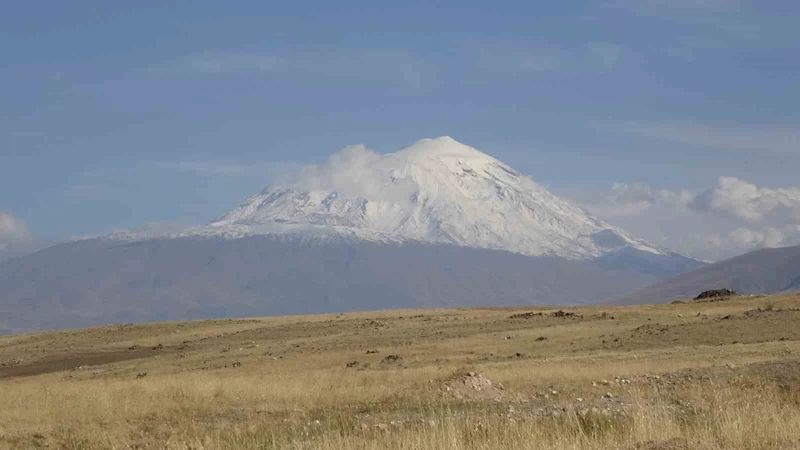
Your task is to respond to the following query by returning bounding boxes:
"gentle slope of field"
[1,293,799,449]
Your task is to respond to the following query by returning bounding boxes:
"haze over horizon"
[3,1,800,262]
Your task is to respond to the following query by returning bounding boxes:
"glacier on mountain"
[120,136,671,260]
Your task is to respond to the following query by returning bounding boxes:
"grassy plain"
[1,293,799,449]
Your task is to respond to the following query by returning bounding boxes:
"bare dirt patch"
[632,439,688,450]
[440,371,511,401]
[0,350,160,379]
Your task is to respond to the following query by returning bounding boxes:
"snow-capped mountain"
[146,136,669,260]
[0,137,703,334]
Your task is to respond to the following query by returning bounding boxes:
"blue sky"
[2,0,800,261]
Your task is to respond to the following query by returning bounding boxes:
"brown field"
[1,293,799,449]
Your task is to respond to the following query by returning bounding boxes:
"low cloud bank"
[577,177,800,261]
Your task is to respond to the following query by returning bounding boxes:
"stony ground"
[0,293,799,449]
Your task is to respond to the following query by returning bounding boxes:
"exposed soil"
[632,439,688,450]
[440,372,511,402]
[0,349,161,379]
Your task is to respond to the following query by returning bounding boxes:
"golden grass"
[1,293,799,449]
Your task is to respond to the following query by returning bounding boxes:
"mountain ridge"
[616,243,800,304]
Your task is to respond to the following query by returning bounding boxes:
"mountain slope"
[616,244,800,304]
[0,235,665,334]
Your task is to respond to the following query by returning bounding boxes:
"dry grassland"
[1,293,799,449]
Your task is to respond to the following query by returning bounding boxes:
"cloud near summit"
[282,145,418,205]
[576,177,800,261]
[0,212,36,262]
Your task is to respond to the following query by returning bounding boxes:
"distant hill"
[0,234,683,335]
[615,244,800,304]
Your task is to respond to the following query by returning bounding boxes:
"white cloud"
[698,226,800,258]
[727,226,792,249]
[0,213,32,249]
[574,177,800,261]
[585,182,694,218]
[0,212,36,261]
[691,176,800,223]
[672,227,800,262]
[286,145,418,204]
[593,121,800,154]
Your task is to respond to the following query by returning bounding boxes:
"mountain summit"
[208,137,666,259]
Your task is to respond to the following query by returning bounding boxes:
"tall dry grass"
[1,361,798,449]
